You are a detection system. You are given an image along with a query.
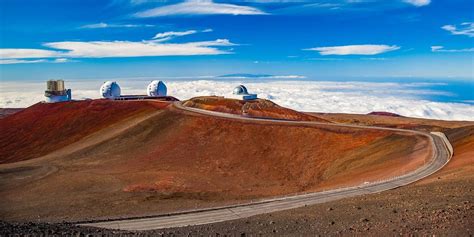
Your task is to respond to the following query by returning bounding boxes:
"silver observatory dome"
[100,81,121,99]
[233,85,249,95]
[147,80,167,97]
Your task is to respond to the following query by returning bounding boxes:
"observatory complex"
[228,85,257,100]
[44,80,72,103]
[99,80,176,101]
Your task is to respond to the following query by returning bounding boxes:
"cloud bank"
[305,44,400,55]
[1,79,472,121]
[134,0,267,17]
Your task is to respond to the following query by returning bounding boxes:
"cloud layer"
[134,0,267,17]
[306,44,400,55]
[1,79,472,121]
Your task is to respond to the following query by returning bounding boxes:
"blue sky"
[0,0,473,80]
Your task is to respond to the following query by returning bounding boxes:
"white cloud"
[0,59,47,64]
[1,79,472,121]
[0,34,235,60]
[153,30,197,40]
[53,58,73,63]
[184,39,236,47]
[42,40,233,58]
[305,44,400,55]
[441,22,474,37]
[80,22,154,29]
[0,58,75,64]
[403,0,431,7]
[431,46,474,53]
[152,29,213,42]
[0,49,62,59]
[134,0,267,17]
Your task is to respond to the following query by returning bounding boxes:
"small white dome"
[233,85,249,95]
[147,80,167,96]
[100,81,121,99]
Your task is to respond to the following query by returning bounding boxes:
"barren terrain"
[153,119,473,236]
[0,98,432,225]
[183,96,328,122]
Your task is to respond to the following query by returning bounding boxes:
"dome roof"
[233,85,249,95]
[147,80,167,97]
[100,81,121,99]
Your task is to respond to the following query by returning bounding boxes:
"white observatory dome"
[147,80,167,97]
[100,81,121,99]
[233,85,249,95]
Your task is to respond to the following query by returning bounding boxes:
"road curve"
[81,102,453,231]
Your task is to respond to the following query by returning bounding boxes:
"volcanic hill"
[183,96,328,122]
[0,98,438,222]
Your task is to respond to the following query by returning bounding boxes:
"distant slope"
[183,96,329,122]
[0,100,168,164]
[312,112,473,132]
[367,111,402,117]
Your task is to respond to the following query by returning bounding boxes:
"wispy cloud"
[431,46,474,53]
[441,22,474,37]
[0,59,48,64]
[134,0,267,17]
[0,34,236,60]
[403,0,431,7]
[305,44,400,55]
[152,29,213,42]
[0,58,76,64]
[0,49,62,59]
[153,30,197,40]
[44,39,234,58]
[53,58,75,63]
[80,22,155,29]
[1,28,234,61]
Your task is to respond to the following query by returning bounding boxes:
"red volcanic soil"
[0,100,431,222]
[183,96,328,122]
[367,111,402,117]
[0,100,168,164]
[0,108,23,119]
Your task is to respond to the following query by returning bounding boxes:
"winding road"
[80,102,453,231]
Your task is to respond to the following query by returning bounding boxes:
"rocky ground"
[1,178,472,236]
[1,103,472,236]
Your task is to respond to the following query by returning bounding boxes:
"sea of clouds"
[1,79,472,121]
